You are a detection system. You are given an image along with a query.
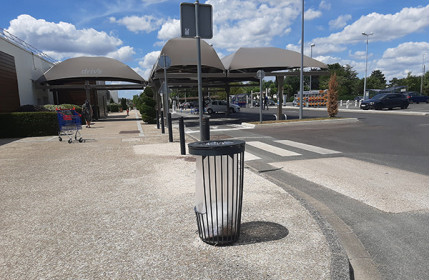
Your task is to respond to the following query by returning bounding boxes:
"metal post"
[179,117,186,155]
[259,75,263,123]
[195,0,204,141]
[160,110,165,134]
[168,113,173,142]
[156,109,160,129]
[362,32,373,100]
[310,43,315,92]
[163,55,171,130]
[202,117,210,141]
[299,0,304,119]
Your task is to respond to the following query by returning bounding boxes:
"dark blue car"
[360,93,409,110]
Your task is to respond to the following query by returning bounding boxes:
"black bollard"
[179,117,186,155]
[161,112,165,134]
[202,117,210,141]
[156,110,160,129]
[168,113,173,142]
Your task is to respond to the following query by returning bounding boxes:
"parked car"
[403,92,429,104]
[206,100,240,114]
[360,93,409,110]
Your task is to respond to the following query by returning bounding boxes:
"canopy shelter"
[37,56,146,118]
[222,47,327,74]
[221,47,328,117]
[149,38,226,89]
[149,38,328,119]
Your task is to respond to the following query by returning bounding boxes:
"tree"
[365,70,386,90]
[138,87,156,124]
[319,63,361,99]
[120,98,128,110]
[327,73,339,117]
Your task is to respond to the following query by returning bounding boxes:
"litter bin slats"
[189,140,245,245]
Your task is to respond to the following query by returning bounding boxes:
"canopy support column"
[276,76,284,120]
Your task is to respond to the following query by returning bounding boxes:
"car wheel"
[207,108,213,114]
[229,107,235,114]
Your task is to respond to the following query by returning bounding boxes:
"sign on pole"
[180,2,213,39]
[180,2,213,140]
[158,55,171,69]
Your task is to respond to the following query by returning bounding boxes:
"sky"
[1,0,428,99]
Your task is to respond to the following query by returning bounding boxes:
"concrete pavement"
[0,110,349,279]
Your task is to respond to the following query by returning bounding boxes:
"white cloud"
[110,15,164,33]
[329,14,352,30]
[318,5,429,47]
[6,14,134,62]
[305,9,322,20]
[205,0,300,52]
[137,50,161,79]
[157,19,181,41]
[319,0,331,10]
[107,46,136,62]
[287,5,429,57]
[376,41,429,80]
[349,50,366,60]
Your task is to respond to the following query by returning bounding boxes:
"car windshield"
[370,94,386,101]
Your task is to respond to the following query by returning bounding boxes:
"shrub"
[16,104,49,112]
[327,73,339,118]
[138,87,156,124]
[107,103,120,112]
[0,112,58,138]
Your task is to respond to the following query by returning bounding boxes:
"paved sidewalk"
[0,110,348,279]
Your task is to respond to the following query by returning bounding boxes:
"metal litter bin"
[188,140,245,245]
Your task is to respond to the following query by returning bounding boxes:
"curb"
[282,105,428,116]
[241,118,359,127]
[252,168,353,280]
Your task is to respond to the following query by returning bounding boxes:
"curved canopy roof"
[152,38,225,74]
[39,56,145,85]
[222,47,327,72]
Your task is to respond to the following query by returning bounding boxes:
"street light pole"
[310,43,315,92]
[362,32,373,100]
[299,0,304,119]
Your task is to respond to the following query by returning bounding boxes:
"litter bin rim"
[188,140,245,156]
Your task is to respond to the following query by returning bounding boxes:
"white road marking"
[135,110,144,137]
[271,157,429,213]
[275,140,341,155]
[244,152,261,161]
[247,141,301,157]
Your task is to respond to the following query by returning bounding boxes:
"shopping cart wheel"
[79,138,83,143]
[59,137,62,142]
[68,139,72,144]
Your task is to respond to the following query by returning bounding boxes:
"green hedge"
[107,103,120,112]
[0,112,58,138]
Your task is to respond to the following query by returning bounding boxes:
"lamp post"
[299,0,304,119]
[362,32,373,100]
[310,43,315,92]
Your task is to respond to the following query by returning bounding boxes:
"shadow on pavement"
[235,221,289,246]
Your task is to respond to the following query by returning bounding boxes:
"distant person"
[264,95,269,110]
[126,107,129,116]
[82,100,92,128]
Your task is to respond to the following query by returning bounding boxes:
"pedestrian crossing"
[244,139,341,162]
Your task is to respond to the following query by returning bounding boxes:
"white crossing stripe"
[244,152,261,161]
[275,140,341,155]
[247,141,301,157]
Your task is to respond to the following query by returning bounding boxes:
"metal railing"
[0,28,58,64]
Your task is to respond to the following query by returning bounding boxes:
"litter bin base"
[195,207,241,246]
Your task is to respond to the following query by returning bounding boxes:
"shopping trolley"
[56,108,83,143]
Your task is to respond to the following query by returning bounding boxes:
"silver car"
[206,100,240,114]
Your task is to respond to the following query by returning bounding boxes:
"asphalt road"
[175,104,429,280]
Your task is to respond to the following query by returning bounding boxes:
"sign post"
[181,1,213,141]
[158,54,171,139]
[257,70,265,123]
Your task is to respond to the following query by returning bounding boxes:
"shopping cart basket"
[56,108,83,143]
